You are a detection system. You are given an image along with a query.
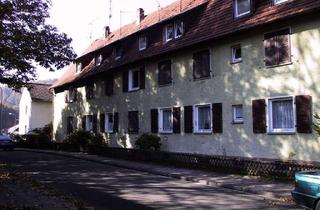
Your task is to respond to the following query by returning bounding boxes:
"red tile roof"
[29,83,53,102]
[52,0,320,91]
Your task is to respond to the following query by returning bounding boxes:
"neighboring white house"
[19,83,53,134]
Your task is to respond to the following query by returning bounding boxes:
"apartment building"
[51,0,320,160]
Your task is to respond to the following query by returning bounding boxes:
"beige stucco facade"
[53,17,320,161]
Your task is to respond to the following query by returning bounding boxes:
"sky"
[37,0,176,81]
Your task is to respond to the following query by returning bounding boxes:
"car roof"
[0,135,11,141]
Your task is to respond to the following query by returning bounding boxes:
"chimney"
[104,26,110,38]
[137,8,145,25]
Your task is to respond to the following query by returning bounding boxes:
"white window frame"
[193,104,212,133]
[158,107,173,133]
[95,54,103,66]
[232,105,243,123]
[68,87,75,103]
[273,0,289,5]
[128,69,140,91]
[105,113,114,133]
[231,45,242,63]
[174,20,184,39]
[139,35,147,51]
[165,23,174,42]
[267,96,296,134]
[234,0,251,18]
[76,62,82,73]
[85,115,93,131]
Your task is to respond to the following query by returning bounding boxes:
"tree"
[0,0,77,88]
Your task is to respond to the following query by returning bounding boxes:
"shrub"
[135,133,161,151]
[65,130,105,146]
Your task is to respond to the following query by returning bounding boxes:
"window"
[268,97,295,133]
[158,60,172,86]
[86,83,94,100]
[114,46,122,60]
[128,111,139,133]
[232,105,243,123]
[165,23,174,42]
[159,108,173,133]
[95,54,103,66]
[231,45,242,63]
[67,116,74,134]
[139,35,147,51]
[68,87,76,103]
[234,0,251,17]
[193,50,211,80]
[174,20,184,38]
[264,28,291,67]
[76,62,82,73]
[105,113,114,133]
[128,69,140,91]
[85,115,93,131]
[273,0,289,5]
[194,104,211,133]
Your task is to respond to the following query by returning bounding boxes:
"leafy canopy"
[0,0,77,88]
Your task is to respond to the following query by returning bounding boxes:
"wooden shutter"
[184,106,193,133]
[158,60,172,86]
[113,112,119,133]
[82,116,86,130]
[92,114,98,133]
[128,111,139,133]
[67,117,73,134]
[264,28,290,66]
[140,67,145,89]
[252,99,266,133]
[105,74,114,96]
[64,90,69,103]
[173,107,181,133]
[100,113,105,133]
[193,50,210,79]
[151,109,158,133]
[212,103,223,133]
[277,29,291,64]
[296,95,312,133]
[122,71,128,92]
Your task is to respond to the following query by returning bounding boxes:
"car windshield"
[0,136,11,141]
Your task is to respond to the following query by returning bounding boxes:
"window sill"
[159,131,173,135]
[231,60,242,64]
[267,131,296,135]
[158,82,172,88]
[128,131,139,134]
[193,131,212,135]
[234,11,252,19]
[128,88,140,93]
[193,75,211,81]
[265,61,293,68]
[231,121,244,125]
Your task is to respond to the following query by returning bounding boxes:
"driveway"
[0,151,298,210]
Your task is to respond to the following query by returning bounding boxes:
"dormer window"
[234,0,251,18]
[139,35,147,51]
[95,54,103,66]
[174,20,184,38]
[76,62,82,73]
[114,46,122,60]
[165,23,174,42]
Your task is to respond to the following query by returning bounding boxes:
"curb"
[17,148,292,204]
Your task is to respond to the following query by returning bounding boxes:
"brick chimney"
[105,26,110,38]
[137,8,145,25]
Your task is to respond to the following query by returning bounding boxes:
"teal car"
[292,171,320,210]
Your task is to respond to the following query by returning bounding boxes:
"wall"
[53,17,320,161]
[18,88,31,134]
[30,101,52,130]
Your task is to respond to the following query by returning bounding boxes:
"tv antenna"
[155,0,161,21]
[108,0,112,27]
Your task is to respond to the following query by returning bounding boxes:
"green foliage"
[313,113,320,135]
[135,133,161,151]
[0,0,77,88]
[65,130,105,146]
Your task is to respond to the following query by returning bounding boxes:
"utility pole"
[0,87,3,134]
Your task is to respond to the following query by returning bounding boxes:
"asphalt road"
[0,151,297,210]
